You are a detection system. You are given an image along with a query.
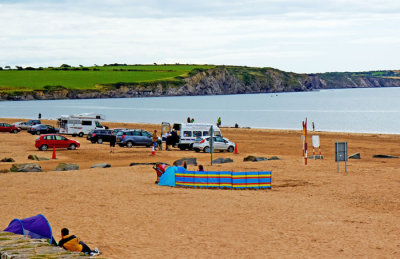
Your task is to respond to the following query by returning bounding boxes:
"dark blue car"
[28,124,59,135]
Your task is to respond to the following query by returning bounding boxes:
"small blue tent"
[3,214,56,244]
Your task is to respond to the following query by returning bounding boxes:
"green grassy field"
[0,65,215,91]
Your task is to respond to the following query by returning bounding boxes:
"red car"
[0,122,21,133]
[35,134,80,151]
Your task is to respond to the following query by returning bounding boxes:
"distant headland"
[0,64,399,100]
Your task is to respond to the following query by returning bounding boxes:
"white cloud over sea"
[0,0,399,73]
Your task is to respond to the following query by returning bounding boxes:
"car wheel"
[194,148,200,153]
[36,131,41,135]
[203,146,210,153]
[78,132,84,137]
[97,138,103,144]
[12,129,18,134]
[69,144,77,150]
[40,144,48,151]
[227,146,234,153]
[91,140,96,144]
[126,141,133,148]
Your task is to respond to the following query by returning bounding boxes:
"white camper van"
[161,122,222,150]
[57,113,105,137]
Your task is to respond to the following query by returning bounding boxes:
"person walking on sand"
[152,130,158,149]
[58,228,100,256]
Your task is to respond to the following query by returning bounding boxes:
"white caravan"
[161,122,222,150]
[57,113,105,137]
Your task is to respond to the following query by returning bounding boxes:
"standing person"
[109,134,116,153]
[38,113,41,119]
[187,117,191,123]
[312,122,315,131]
[190,118,194,123]
[217,117,221,127]
[152,130,158,149]
[58,228,99,256]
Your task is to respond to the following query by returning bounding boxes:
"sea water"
[1,87,400,134]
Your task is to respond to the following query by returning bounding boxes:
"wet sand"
[0,118,399,258]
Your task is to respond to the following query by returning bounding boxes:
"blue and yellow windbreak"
[175,170,271,189]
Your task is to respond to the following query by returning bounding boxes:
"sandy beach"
[0,118,399,258]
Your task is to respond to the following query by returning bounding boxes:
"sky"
[0,0,399,73]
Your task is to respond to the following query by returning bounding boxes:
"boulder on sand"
[55,163,79,171]
[349,153,361,159]
[243,155,268,162]
[28,154,49,161]
[10,163,42,172]
[173,158,197,166]
[1,157,15,162]
[373,154,398,159]
[91,163,111,168]
[212,158,233,164]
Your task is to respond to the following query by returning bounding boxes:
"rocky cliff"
[1,66,399,101]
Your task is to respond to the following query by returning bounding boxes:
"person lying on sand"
[58,228,100,256]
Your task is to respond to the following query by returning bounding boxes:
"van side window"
[95,121,103,128]
[183,131,192,137]
[193,131,202,137]
[214,131,221,136]
[203,131,209,136]
[82,120,92,126]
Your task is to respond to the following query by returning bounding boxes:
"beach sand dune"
[0,118,399,258]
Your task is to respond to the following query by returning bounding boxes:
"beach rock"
[0,231,87,258]
[309,155,324,159]
[91,162,111,168]
[130,162,170,167]
[173,157,197,166]
[55,163,79,171]
[0,169,9,173]
[10,163,42,172]
[349,153,361,159]
[268,156,281,160]
[28,154,49,161]
[1,157,15,162]
[212,158,233,164]
[373,154,398,159]
[243,155,268,162]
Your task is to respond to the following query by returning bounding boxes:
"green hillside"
[0,64,215,91]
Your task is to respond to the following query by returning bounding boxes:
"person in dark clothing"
[110,134,116,153]
[38,113,41,119]
[58,228,99,256]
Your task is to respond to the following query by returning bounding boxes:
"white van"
[57,113,105,137]
[161,122,222,150]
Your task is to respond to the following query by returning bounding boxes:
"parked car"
[27,119,41,127]
[193,136,235,153]
[87,129,114,144]
[0,123,21,133]
[116,129,153,148]
[12,121,31,130]
[28,124,59,135]
[35,134,80,151]
[111,128,126,135]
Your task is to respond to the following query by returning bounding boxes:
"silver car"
[12,121,31,130]
[193,136,235,153]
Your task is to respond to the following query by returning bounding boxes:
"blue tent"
[3,214,56,244]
